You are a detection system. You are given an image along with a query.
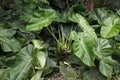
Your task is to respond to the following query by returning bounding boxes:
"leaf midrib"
[16,58,32,80]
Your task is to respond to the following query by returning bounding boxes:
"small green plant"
[47,25,72,54]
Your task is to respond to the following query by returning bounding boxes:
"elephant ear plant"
[9,40,48,80]
[0,0,120,80]
[69,13,116,78]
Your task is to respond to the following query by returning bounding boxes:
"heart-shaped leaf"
[71,32,95,66]
[89,8,109,24]
[26,8,56,31]
[101,15,120,38]
[10,41,47,80]
[99,56,115,78]
[10,45,34,80]
[93,38,112,59]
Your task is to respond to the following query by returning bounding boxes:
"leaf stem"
[47,27,59,43]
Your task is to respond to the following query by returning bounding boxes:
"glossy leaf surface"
[71,32,95,66]
[101,15,120,38]
[10,45,33,80]
[0,29,21,52]
[99,56,115,78]
[93,38,112,59]
[26,8,56,31]
[69,13,97,39]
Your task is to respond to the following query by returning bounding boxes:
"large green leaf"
[0,29,16,38]
[9,40,47,80]
[10,45,34,80]
[93,39,114,77]
[32,40,47,69]
[32,49,47,70]
[32,40,47,80]
[69,13,97,39]
[101,15,120,38]
[26,8,56,31]
[0,37,21,52]
[99,56,115,78]
[89,8,109,24]
[93,38,112,59]
[0,29,21,52]
[71,32,95,66]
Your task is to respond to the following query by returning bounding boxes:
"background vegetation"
[0,0,120,80]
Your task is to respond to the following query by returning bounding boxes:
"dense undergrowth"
[0,0,120,80]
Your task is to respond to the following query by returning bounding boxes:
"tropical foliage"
[0,0,120,80]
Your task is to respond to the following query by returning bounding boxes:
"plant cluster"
[0,0,120,80]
